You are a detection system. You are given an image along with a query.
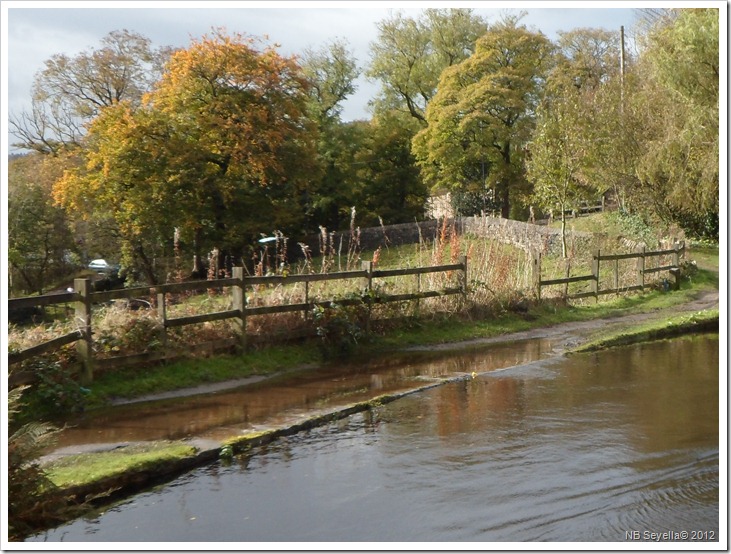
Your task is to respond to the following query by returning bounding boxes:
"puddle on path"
[50,337,557,451]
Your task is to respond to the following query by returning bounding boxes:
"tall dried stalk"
[346,207,361,271]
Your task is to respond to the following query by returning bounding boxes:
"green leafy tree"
[305,120,368,231]
[300,38,363,231]
[8,154,76,295]
[553,27,621,90]
[412,14,554,218]
[301,37,360,125]
[526,89,596,257]
[354,112,427,226]
[633,8,719,238]
[367,8,488,124]
[526,26,627,254]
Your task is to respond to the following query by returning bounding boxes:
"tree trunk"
[561,212,568,259]
[133,243,158,285]
[191,227,205,278]
[500,142,511,218]
[501,184,510,219]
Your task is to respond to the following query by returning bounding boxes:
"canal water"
[29,334,719,544]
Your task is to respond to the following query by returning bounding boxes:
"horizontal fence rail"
[8,241,685,385]
[535,242,684,300]
[8,258,468,384]
[8,330,83,366]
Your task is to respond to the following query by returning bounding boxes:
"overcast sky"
[2,1,650,132]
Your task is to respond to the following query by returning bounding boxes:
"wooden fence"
[8,258,467,385]
[534,242,684,300]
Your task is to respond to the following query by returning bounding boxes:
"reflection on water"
[30,334,719,543]
[51,338,555,447]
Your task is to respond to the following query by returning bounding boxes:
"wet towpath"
[44,289,718,459]
[48,337,556,454]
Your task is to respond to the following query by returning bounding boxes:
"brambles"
[95,304,162,357]
[312,298,367,359]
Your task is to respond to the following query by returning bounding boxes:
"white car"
[88,259,115,271]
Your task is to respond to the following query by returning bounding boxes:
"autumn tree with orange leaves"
[55,30,318,282]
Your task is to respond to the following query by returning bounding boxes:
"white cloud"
[4,2,642,129]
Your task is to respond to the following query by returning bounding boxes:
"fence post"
[156,289,167,353]
[636,246,645,291]
[232,267,247,352]
[592,250,600,302]
[460,255,468,300]
[362,260,373,335]
[613,258,619,295]
[416,272,421,315]
[74,278,93,385]
[672,241,681,267]
[671,241,682,290]
[532,251,541,300]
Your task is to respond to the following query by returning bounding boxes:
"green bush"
[312,297,367,359]
[12,349,87,422]
[608,210,657,246]
[8,386,65,541]
[33,357,88,415]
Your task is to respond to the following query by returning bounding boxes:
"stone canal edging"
[55,377,454,511]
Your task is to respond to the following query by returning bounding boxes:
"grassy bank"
[570,308,719,353]
[46,441,197,489]
[83,343,322,408]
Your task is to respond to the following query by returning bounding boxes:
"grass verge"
[83,343,321,408]
[569,308,719,353]
[374,269,717,348]
[46,441,197,489]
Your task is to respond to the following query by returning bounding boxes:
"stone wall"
[299,216,594,259]
[460,215,595,257]
[299,220,446,256]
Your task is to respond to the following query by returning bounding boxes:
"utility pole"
[618,25,627,211]
[620,25,626,113]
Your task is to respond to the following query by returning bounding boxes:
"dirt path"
[406,288,720,355]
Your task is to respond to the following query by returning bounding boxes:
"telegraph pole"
[620,25,626,113]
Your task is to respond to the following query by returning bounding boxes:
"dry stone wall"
[460,215,595,256]
[300,216,594,259]
[299,220,444,257]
